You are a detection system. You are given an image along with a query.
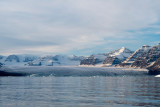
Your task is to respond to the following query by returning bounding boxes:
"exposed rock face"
[146,45,160,62]
[131,58,149,68]
[132,44,160,68]
[103,56,121,65]
[80,57,102,65]
[119,44,160,68]
[80,53,109,65]
[119,45,151,67]
[148,58,160,75]
[80,47,133,66]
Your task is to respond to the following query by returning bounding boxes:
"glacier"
[0,66,148,77]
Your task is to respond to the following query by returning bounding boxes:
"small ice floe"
[155,75,160,77]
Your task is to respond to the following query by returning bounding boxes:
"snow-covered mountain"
[119,45,151,67]
[119,43,160,68]
[80,53,108,65]
[0,55,38,66]
[28,55,84,66]
[80,47,133,66]
[103,47,133,65]
[1,43,159,69]
[109,47,133,60]
[0,54,84,66]
[131,43,160,68]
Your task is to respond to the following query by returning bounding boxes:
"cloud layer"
[0,0,160,55]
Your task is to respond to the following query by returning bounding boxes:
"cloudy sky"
[0,0,160,56]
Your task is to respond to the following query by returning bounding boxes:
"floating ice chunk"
[155,75,160,77]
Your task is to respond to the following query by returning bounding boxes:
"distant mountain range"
[0,43,160,74]
[0,55,84,66]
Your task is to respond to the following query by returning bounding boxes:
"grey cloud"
[0,36,58,47]
[0,0,160,55]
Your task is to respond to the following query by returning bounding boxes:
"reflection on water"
[0,76,160,107]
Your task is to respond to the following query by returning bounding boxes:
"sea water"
[0,76,160,107]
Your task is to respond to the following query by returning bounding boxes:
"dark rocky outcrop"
[103,56,121,65]
[118,45,151,67]
[80,57,102,65]
[80,53,109,65]
[133,44,160,68]
[80,47,133,66]
[148,58,160,75]
[118,44,160,68]
[131,58,149,68]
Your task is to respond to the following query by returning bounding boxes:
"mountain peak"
[109,47,133,60]
[121,47,126,49]
[116,47,132,54]
[119,47,127,53]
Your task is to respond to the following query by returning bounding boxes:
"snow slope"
[109,47,133,60]
[28,55,84,66]
[103,47,133,65]
[0,55,38,66]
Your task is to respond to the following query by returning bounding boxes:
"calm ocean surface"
[0,76,160,107]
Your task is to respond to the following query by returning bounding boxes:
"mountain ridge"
[0,54,85,66]
[0,43,160,74]
[80,47,133,66]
